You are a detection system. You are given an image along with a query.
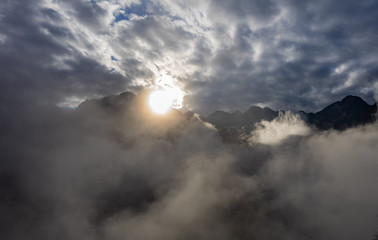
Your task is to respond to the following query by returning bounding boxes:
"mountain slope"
[202,95,377,143]
[203,106,278,130]
[307,95,377,130]
[74,92,377,136]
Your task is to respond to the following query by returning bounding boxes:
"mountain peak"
[204,105,278,130]
[340,95,367,105]
[207,110,230,118]
[307,95,376,130]
[76,91,135,113]
[246,106,262,112]
[203,95,376,133]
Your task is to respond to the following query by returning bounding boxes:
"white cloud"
[261,122,378,239]
[1,92,378,239]
[248,111,311,145]
[57,96,86,108]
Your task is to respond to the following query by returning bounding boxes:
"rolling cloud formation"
[1,0,378,113]
[1,93,378,240]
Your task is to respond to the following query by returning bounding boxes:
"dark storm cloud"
[180,0,378,113]
[2,0,377,112]
[0,0,137,106]
[60,0,108,30]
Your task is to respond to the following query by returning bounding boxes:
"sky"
[1,0,378,114]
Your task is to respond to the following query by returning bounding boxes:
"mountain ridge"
[203,106,278,130]
[306,95,377,130]
[75,92,377,133]
[203,95,377,131]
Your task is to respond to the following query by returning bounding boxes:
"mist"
[1,93,378,240]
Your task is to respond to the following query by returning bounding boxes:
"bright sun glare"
[148,75,184,114]
[149,90,173,114]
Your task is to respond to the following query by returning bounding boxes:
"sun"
[148,75,184,114]
[148,86,184,114]
[148,90,174,114]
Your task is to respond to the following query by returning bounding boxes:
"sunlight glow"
[148,74,184,114]
[148,87,184,114]
[149,90,173,114]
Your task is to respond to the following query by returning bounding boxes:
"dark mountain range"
[77,91,136,113]
[202,95,376,143]
[203,95,376,132]
[75,92,376,143]
[305,95,377,130]
[203,107,278,130]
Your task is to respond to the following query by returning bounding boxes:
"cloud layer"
[248,111,311,145]
[1,0,378,113]
[1,93,378,239]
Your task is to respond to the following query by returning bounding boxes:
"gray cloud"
[1,92,378,239]
[1,0,378,112]
[258,122,378,239]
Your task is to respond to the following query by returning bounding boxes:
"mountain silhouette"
[77,91,136,113]
[203,95,376,143]
[75,92,376,141]
[203,107,278,130]
[305,95,377,130]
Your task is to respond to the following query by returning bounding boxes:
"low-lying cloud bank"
[248,111,311,145]
[1,94,378,240]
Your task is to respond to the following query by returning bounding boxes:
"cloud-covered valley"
[1,92,378,240]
